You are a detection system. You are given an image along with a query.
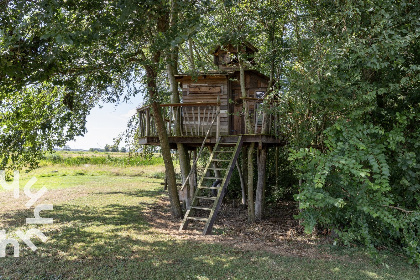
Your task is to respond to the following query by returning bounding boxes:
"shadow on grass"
[94,188,164,198]
[1,232,418,280]
[0,190,418,279]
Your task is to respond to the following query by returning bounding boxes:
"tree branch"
[382,205,415,214]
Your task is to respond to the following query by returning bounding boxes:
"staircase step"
[195,196,217,200]
[191,206,212,211]
[180,136,243,235]
[187,217,208,222]
[198,186,220,190]
[206,167,227,171]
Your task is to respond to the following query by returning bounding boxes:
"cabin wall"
[229,71,269,134]
[179,76,229,136]
[176,70,270,137]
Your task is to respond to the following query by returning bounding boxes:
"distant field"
[0,152,418,279]
[41,151,164,167]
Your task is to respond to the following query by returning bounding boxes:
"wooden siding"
[228,71,269,134]
[175,70,270,136]
[180,78,229,135]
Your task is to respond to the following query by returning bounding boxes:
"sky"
[67,97,143,150]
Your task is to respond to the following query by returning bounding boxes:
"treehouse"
[137,43,282,147]
[137,43,283,235]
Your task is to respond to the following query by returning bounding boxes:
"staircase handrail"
[179,109,220,191]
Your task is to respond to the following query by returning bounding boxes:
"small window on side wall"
[255,103,263,127]
[255,91,265,99]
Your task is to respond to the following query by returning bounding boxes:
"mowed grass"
[0,156,418,279]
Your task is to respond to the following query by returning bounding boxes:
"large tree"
[0,0,205,217]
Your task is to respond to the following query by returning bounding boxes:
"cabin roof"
[174,70,270,82]
[174,71,229,78]
[211,41,258,54]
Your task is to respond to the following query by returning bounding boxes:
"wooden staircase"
[179,136,243,235]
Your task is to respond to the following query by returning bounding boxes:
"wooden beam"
[159,102,220,107]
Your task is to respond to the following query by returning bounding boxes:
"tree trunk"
[254,21,277,221]
[189,149,197,199]
[236,161,246,205]
[242,146,248,205]
[188,38,196,71]
[239,59,253,134]
[178,145,191,208]
[208,146,221,179]
[167,48,192,208]
[247,143,255,223]
[167,0,192,209]
[255,144,267,220]
[146,65,182,218]
[239,57,255,222]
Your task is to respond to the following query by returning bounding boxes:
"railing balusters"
[197,107,201,136]
[137,103,225,138]
[191,107,196,136]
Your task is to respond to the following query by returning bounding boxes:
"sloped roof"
[211,41,258,55]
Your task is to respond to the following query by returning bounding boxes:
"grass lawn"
[0,159,418,279]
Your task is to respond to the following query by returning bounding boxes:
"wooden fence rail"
[137,102,281,138]
[137,103,220,138]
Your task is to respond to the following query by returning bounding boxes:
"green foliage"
[282,0,420,265]
[0,84,93,171]
[0,0,204,173]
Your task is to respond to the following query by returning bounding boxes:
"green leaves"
[281,0,420,265]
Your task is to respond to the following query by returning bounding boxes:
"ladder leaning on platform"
[179,136,243,235]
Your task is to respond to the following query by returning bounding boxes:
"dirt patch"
[144,196,337,259]
[0,186,90,215]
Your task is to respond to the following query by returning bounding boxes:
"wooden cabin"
[137,43,281,148]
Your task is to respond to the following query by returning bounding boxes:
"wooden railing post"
[197,106,201,136]
[216,96,221,139]
[145,108,150,137]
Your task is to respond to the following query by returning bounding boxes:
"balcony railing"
[137,102,281,138]
[137,103,220,138]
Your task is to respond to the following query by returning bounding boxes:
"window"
[255,103,263,127]
[255,91,265,99]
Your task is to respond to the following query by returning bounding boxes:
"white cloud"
[120,108,137,119]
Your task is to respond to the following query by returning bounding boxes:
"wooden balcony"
[137,102,222,137]
[137,102,284,147]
